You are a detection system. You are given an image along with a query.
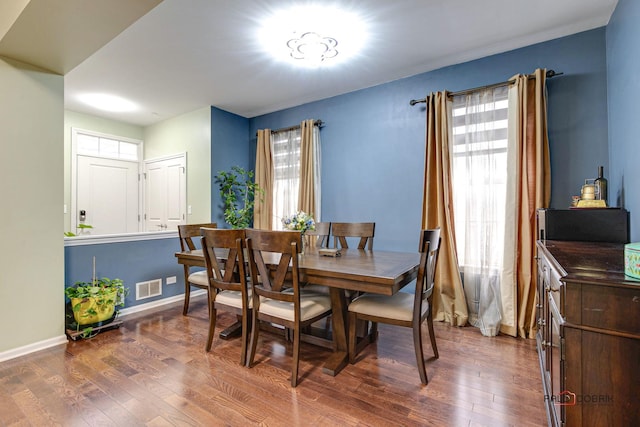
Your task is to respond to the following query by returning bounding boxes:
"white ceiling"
[61,0,618,127]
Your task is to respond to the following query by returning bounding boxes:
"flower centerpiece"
[282,211,315,252]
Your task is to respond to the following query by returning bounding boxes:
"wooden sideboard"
[536,240,640,427]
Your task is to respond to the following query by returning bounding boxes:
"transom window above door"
[76,132,140,161]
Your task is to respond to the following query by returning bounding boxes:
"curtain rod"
[258,119,323,135]
[409,69,562,106]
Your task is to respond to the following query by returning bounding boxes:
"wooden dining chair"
[245,229,333,387]
[347,228,441,385]
[331,222,375,250]
[305,222,331,248]
[178,223,217,316]
[201,228,251,364]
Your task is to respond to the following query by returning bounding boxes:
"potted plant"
[215,166,263,229]
[64,223,93,237]
[65,258,128,338]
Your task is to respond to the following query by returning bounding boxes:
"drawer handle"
[633,296,639,303]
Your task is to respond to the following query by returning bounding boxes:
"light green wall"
[144,106,211,223]
[63,110,144,232]
[0,57,65,352]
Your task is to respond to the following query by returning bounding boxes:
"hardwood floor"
[0,298,547,426]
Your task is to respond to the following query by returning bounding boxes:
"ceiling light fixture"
[77,93,138,112]
[287,32,338,65]
[258,4,367,68]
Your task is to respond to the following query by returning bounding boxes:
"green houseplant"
[65,257,128,338]
[65,277,128,338]
[64,223,93,237]
[215,166,263,229]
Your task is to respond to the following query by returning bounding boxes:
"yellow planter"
[71,290,117,325]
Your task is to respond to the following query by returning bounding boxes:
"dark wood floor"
[0,297,547,426]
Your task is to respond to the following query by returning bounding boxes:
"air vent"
[136,279,162,300]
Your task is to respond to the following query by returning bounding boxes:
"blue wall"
[211,106,251,227]
[607,0,640,241]
[65,237,185,309]
[250,29,610,252]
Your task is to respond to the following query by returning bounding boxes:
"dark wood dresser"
[536,240,640,427]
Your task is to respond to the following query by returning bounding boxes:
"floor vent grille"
[136,279,162,300]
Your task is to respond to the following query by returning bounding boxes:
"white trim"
[64,230,178,246]
[0,335,68,363]
[144,152,187,163]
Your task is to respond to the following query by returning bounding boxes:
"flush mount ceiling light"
[258,4,367,68]
[78,93,138,112]
[287,32,338,65]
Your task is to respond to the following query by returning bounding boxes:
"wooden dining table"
[175,247,420,376]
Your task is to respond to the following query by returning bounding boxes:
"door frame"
[71,127,144,234]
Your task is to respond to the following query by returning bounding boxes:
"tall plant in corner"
[215,166,263,229]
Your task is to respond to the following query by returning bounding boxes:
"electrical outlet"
[166,276,177,285]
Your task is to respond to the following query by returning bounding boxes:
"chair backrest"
[178,223,217,251]
[200,228,247,294]
[331,222,375,250]
[414,228,441,319]
[245,229,302,300]
[305,222,331,248]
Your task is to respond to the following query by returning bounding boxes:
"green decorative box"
[624,243,640,280]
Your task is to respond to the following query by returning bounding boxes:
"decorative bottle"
[595,166,608,204]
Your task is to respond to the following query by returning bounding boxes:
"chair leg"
[182,281,191,315]
[370,321,378,343]
[413,323,428,385]
[240,311,250,367]
[427,312,439,359]
[291,325,300,387]
[205,307,217,352]
[348,312,358,364]
[247,309,260,368]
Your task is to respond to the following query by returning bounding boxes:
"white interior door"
[76,156,140,234]
[144,154,186,231]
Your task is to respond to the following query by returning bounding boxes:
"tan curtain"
[421,92,469,327]
[254,129,273,230]
[298,119,317,218]
[504,69,551,338]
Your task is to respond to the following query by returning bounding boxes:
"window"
[272,128,302,230]
[268,123,321,230]
[76,132,140,161]
[450,86,509,270]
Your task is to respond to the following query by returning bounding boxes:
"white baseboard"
[0,290,207,363]
[118,289,206,318]
[0,335,68,363]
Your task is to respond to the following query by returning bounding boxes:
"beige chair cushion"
[187,270,209,286]
[215,288,255,309]
[348,292,428,322]
[258,293,331,322]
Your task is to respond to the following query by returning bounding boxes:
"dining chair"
[331,222,375,250]
[347,228,441,385]
[244,229,333,387]
[178,222,217,316]
[305,221,331,248]
[200,228,251,364]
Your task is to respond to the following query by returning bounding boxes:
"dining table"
[175,246,420,376]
